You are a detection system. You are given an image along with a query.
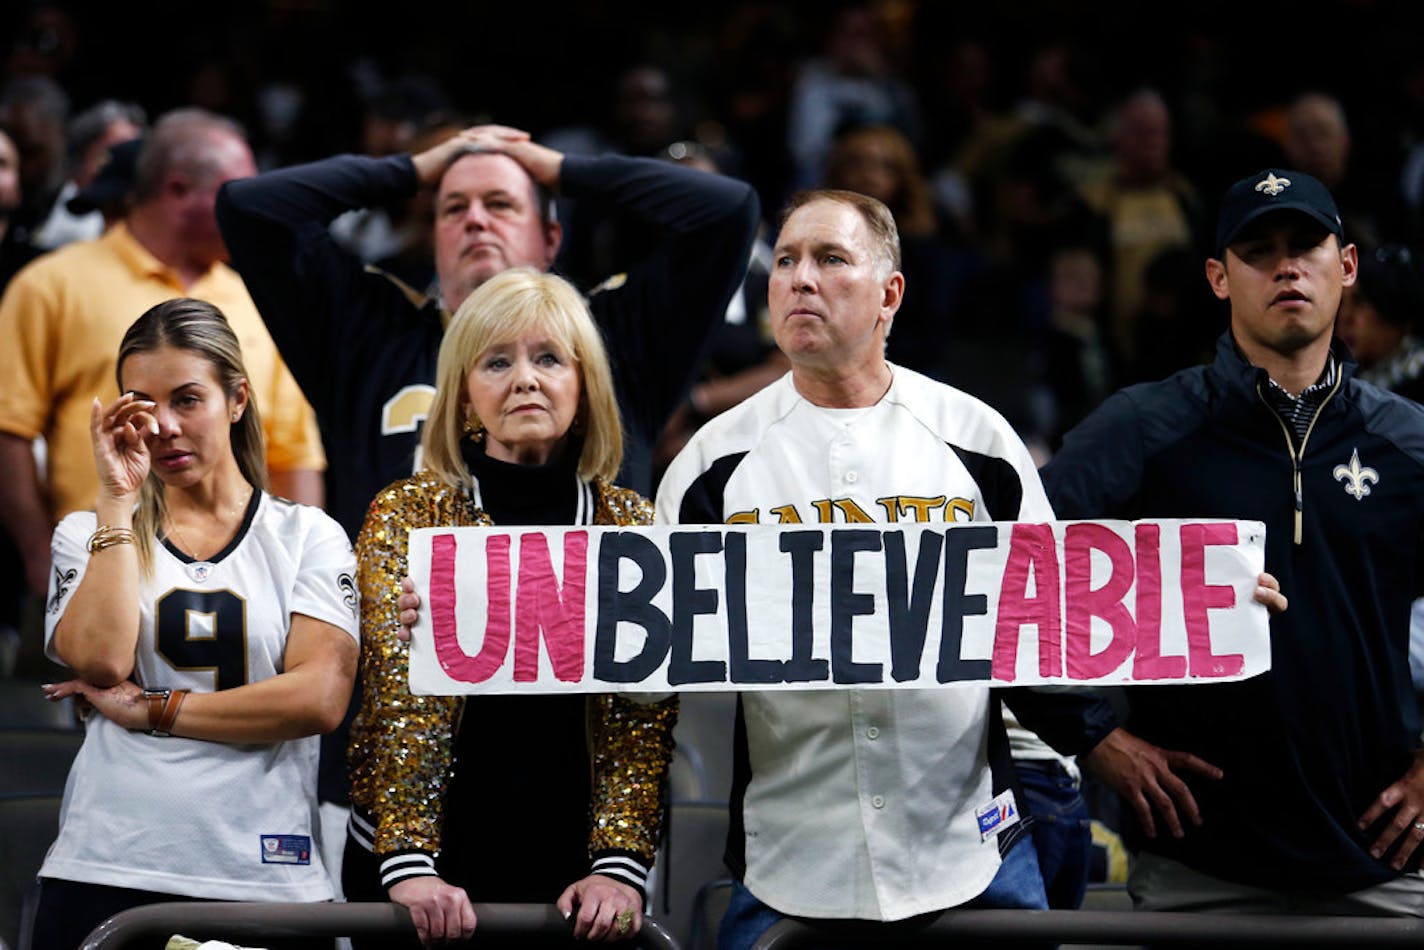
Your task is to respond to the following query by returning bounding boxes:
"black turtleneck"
[460,437,580,526]
[443,435,594,903]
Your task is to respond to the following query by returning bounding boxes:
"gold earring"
[463,414,485,441]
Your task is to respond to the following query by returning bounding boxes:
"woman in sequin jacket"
[343,268,678,947]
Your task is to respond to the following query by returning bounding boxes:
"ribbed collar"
[459,437,582,526]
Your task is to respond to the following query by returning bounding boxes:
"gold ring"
[615,908,633,936]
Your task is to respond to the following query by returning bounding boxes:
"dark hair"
[66,99,147,170]
[822,124,937,238]
[779,188,902,273]
[1355,244,1424,330]
[117,298,266,574]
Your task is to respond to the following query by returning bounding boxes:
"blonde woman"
[344,268,677,947]
[35,298,359,949]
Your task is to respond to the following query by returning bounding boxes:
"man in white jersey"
[655,189,1122,947]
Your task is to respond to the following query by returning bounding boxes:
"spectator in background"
[31,98,145,249]
[363,118,466,299]
[0,108,326,613]
[0,124,40,287]
[786,1,921,189]
[545,64,685,161]
[544,63,692,288]
[654,140,786,472]
[0,122,40,676]
[62,135,143,233]
[1123,246,1223,383]
[822,122,968,380]
[1284,92,1395,251]
[1030,239,1112,451]
[331,75,453,265]
[0,75,68,240]
[1337,243,1424,403]
[1079,88,1205,375]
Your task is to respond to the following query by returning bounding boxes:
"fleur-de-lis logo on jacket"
[1333,448,1379,500]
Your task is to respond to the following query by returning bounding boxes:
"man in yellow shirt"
[0,108,324,600]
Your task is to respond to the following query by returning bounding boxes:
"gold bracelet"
[87,525,134,554]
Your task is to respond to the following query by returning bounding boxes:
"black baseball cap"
[67,137,143,215]
[1215,168,1343,256]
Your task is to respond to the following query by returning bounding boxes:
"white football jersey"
[656,366,1055,920]
[41,493,358,901]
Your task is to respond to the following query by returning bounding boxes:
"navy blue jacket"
[1043,331,1424,891]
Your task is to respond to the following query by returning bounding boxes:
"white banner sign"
[405,520,1269,695]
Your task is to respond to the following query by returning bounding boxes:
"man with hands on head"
[1046,169,1424,914]
[217,123,759,539]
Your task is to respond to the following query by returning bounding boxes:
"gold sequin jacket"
[347,472,677,892]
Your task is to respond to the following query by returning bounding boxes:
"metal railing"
[81,901,680,950]
[749,908,1424,947]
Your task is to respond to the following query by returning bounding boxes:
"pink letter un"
[431,532,513,683]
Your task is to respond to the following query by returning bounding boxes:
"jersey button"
[871,795,885,809]
[845,471,859,484]
[866,726,880,739]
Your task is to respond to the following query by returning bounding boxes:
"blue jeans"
[717,838,1048,950]
[1017,758,1093,909]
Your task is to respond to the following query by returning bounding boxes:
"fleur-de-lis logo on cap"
[1256,173,1291,197]
[1333,448,1379,501]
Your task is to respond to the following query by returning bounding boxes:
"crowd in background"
[4,0,1424,940]
[7,2,1424,458]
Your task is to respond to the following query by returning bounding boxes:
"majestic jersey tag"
[260,834,311,865]
[975,789,1021,842]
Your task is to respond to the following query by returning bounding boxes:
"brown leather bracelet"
[142,688,169,731]
[155,689,188,736]
[142,688,189,736]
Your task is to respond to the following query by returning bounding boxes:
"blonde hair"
[422,268,622,488]
[117,298,267,576]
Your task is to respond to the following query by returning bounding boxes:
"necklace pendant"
[185,561,215,583]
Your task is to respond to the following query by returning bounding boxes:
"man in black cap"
[1048,169,1424,913]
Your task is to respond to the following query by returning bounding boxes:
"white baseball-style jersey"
[41,493,358,901]
[656,366,1054,921]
